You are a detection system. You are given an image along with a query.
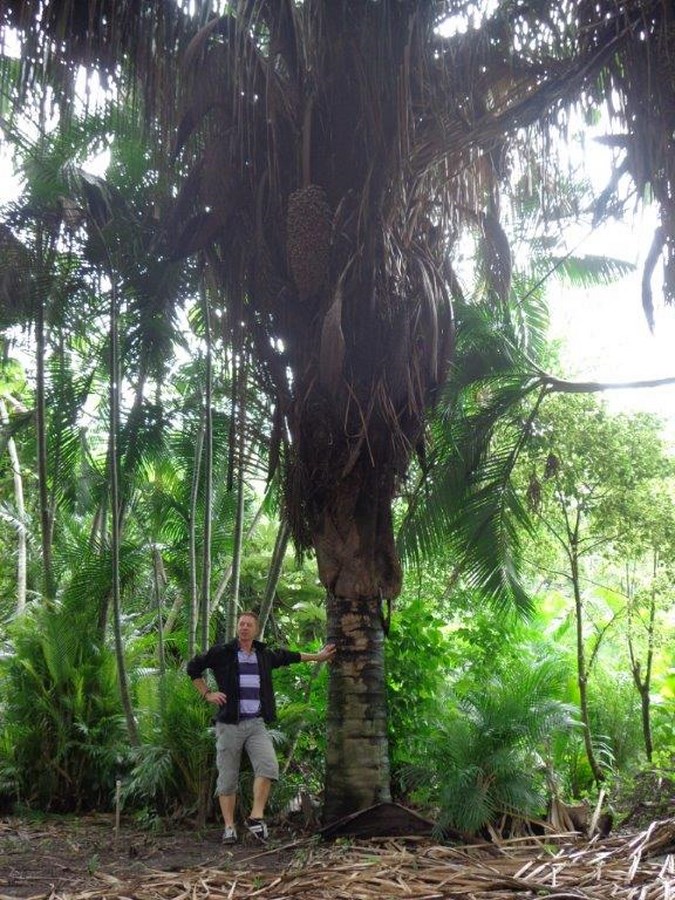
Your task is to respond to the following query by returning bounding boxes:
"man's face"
[237,615,259,642]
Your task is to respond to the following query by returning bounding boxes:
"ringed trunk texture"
[323,593,391,824]
[313,463,401,824]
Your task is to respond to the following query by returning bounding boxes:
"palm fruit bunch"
[286,184,332,301]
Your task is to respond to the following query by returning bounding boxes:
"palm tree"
[0,113,108,603]
[3,0,674,823]
[407,657,577,838]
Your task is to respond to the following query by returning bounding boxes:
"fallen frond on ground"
[1,816,673,899]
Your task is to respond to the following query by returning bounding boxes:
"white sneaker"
[222,825,238,844]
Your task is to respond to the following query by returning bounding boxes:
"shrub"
[404,656,578,836]
[0,603,125,811]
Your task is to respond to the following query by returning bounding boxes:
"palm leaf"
[398,290,548,614]
[548,254,635,289]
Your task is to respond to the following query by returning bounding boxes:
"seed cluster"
[286,185,332,301]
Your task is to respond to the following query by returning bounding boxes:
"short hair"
[239,610,259,622]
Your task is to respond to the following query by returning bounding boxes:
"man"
[187,610,336,844]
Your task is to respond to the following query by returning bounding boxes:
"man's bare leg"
[250,776,271,820]
[218,793,237,827]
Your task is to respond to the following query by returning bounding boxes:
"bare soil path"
[1,814,299,898]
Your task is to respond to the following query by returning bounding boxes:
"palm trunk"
[0,398,27,613]
[35,298,55,601]
[108,271,139,746]
[323,593,391,823]
[188,417,205,659]
[311,462,400,824]
[199,280,213,651]
[225,356,248,641]
[258,518,290,638]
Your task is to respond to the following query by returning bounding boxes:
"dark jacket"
[186,639,301,724]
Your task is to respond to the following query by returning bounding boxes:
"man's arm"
[299,643,336,663]
[191,676,227,705]
[187,649,227,705]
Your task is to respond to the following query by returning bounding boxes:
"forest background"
[0,0,674,839]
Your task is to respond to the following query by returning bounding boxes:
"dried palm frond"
[319,281,345,397]
[642,226,665,332]
[5,816,673,900]
[0,223,33,326]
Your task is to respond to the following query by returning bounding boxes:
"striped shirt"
[238,648,261,718]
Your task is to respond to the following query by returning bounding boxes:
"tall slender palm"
[106,230,140,745]
[198,276,213,652]
[0,394,27,613]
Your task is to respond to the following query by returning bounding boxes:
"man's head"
[237,611,260,645]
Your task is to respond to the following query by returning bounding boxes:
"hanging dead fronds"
[642,226,665,333]
[582,0,675,321]
[0,223,32,327]
[319,283,345,397]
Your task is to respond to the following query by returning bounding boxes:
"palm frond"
[416,655,578,836]
[549,254,635,289]
[398,291,549,614]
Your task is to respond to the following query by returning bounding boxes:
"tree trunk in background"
[153,545,167,681]
[94,492,110,638]
[199,281,213,651]
[225,356,248,641]
[570,542,604,785]
[188,417,205,659]
[210,492,268,616]
[35,298,55,601]
[282,660,322,776]
[46,335,65,553]
[628,552,657,763]
[642,571,657,762]
[0,398,27,614]
[226,420,246,640]
[258,518,290,638]
[109,277,139,747]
